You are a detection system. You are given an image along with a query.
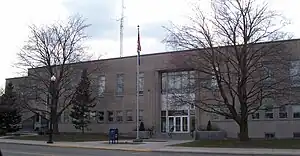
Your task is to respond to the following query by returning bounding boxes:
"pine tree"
[0,82,22,132]
[69,69,95,134]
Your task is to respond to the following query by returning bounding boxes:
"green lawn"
[8,133,135,142]
[174,139,300,149]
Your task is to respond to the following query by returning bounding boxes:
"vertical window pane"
[293,105,300,118]
[99,76,105,96]
[116,74,124,95]
[161,117,166,132]
[263,98,274,119]
[161,73,167,93]
[182,72,189,92]
[138,72,144,95]
[97,111,104,123]
[175,117,181,132]
[108,111,114,122]
[174,74,181,90]
[189,71,195,89]
[183,117,188,132]
[126,110,133,121]
[139,110,144,121]
[279,105,287,118]
[263,65,273,81]
[64,110,70,123]
[291,61,300,86]
[211,67,218,88]
[90,111,96,121]
[168,73,175,91]
[116,111,123,122]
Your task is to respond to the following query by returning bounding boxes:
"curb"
[49,144,153,152]
[154,149,300,156]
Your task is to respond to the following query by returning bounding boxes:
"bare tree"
[164,0,294,141]
[15,15,101,133]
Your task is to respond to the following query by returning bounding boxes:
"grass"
[174,139,300,149]
[8,133,135,142]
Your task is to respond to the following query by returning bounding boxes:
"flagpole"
[136,25,140,140]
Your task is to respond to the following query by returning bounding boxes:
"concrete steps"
[152,133,194,140]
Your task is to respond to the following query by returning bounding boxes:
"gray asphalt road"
[0,143,289,156]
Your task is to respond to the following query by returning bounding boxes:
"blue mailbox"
[108,128,119,144]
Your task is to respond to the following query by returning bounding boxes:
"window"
[137,72,144,95]
[90,111,96,121]
[139,110,144,121]
[265,133,275,139]
[97,111,104,123]
[252,112,260,120]
[126,110,133,121]
[161,73,167,93]
[279,105,287,119]
[63,111,70,123]
[98,76,105,97]
[116,74,124,95]
[161,71,195,94]
[290,60,300,86]
[161,111,166,132]
[211,67,219,88]
[292,105,300,118]
[264,105,273,119]
[211,113,219,120]
[107,111,114,122]
[263,98,274,119]
[189,71,196,88]
[293,132,300,138]
[116,111,123,122]
[262,64,274,82]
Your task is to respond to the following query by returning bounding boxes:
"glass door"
[182,117,188,132]
[168,117,174,132]
[175,117,181,132]
[167,116,189,133]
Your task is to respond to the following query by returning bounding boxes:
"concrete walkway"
[0,138,300,155]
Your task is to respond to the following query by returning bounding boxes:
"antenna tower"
[119,0,125,57]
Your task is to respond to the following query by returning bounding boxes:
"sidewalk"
[1,138,300,155]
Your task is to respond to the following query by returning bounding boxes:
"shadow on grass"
[173,139,300,149]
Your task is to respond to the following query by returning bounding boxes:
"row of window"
[252,105,300,120]
[62,110,144,123]
[254,60,300,86]
[264,132,300,139]
[212,105,300,120]
[98,73,144,97]
[161,71,196,94]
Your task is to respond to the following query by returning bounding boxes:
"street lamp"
[47,75,56,144]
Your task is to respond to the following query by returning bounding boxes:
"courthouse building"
[6,39,300,139]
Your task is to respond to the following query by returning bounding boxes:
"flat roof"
[6,38,300,80]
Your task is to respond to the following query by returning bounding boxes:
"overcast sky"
[0,0,300,88]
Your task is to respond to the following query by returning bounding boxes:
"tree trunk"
[53,121,59,134]
[239,119,249,141]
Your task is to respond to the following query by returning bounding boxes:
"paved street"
[0,143,279,156]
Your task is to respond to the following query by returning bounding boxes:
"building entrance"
[168,116,189,132]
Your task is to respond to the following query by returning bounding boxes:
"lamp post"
[47,75,56,144]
